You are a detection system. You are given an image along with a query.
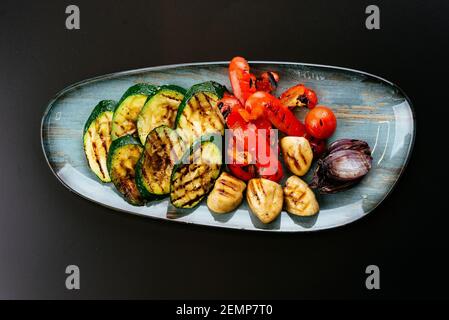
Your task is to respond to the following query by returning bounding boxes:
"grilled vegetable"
[280,136,313,176]
[217,93,242,121]
[283,176,319,216]
[111,83,158,140]
[170,135,223,209]
[244,91,307,137]
[305,106,337,139]
[135,126,184,200]
[175,81,226,146]
[311,139,372,194]
[246,178,283,224]
[136,85,186,144]
[255,71,280,93]
[107,135,144,205]
[207,172,246,213]
[83,100,116,182]
[229,56,257,105]
[279,84,318,109]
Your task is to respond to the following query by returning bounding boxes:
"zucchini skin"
[116,83,159,106]
[83,100,116,182]
[136,85,186,144]
[170,134,223,209]
[157,84,186,96]
[83,100,116,135]
[111,83,159,140]
[107,135,144,206]
[135,125,184,200]
[175,81,226,126]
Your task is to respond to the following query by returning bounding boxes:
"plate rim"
[40,61,416,232]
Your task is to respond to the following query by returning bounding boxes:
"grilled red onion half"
[311,139,372,194]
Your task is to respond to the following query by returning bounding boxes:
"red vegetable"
[245,91,307,137]
[305,106,337,139]
[217,93,242,121]
[280,84,318,109]
[256,71,280,93]
[229,57,257,105]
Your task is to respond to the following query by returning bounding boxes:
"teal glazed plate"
[41,62,415,232]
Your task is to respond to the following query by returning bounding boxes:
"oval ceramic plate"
[41,62,415,232]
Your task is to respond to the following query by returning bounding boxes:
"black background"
[0,0,448,299]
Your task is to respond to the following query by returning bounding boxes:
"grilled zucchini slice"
[83,100,116,182]
[107,135,144,206]
[170,135,223,209]
[175,81,226,146]
[111,83,158,140]
[136,85,186,144]
[135,126,184,200]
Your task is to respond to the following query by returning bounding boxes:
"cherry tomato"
[245,91,307,137]
[279,84,318,109]
[305,106,337,139]
[229,56,257,105]
[256,71,280,93]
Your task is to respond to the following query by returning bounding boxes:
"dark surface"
[0,0,447,299]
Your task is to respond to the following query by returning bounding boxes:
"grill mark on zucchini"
[170,137,222,208]
[136,86,185,144]
[83,100,116,182]
[107,136,144,206]
[135,126,184,199]
[111,84,158,140]
[160,93,182,102]
[91,140,106,179]
[175,82,226,146]
[172,164,208,194]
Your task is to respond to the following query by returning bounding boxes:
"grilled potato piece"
[246,178,283,224]
[283,176,319,216]
[207,172,246,213]
[280,136,313,176]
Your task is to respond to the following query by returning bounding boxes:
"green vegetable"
[107,135,144,205]
[136,85,185,144]
[135,125,184,200]
[175,81,226,146]
[170,134,223,209]
[111,83,158,140]
[83,100,116,182]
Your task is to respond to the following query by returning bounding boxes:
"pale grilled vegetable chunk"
[135,126,184,200]
[246,178,283,224]
[83,100,116,182]
[136,85,185,144]
[280,136,313,176]
[283,176,319,216]
[170,135,222,209]
[175,81,226,146]
[107,135,144,206]
[111,84,158,140]
[207,172,246,213]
